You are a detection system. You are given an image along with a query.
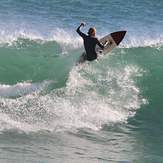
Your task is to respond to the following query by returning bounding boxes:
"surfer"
[76,22,105,62]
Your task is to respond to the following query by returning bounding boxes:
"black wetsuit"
[76,26,104,61]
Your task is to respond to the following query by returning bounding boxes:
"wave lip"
[0,27,163,50]
[122,33,163,48]
[0,28,83,50]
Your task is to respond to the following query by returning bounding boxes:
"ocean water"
[0,0,163,162]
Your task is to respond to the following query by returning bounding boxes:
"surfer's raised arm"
[76,22,86,38]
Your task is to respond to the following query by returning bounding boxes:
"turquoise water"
[0,0,163,162]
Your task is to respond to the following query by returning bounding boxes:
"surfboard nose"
[111,31,127,45]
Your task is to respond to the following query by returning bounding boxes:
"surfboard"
[78,31,126,63]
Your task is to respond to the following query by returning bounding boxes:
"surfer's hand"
[80,22,86,27]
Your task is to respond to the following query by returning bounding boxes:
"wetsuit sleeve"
[96,38,104,49]
[76,25,87,38]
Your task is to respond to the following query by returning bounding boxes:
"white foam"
[0,29,44,46]
[50,28,82,49]
[0,63,146,133]
[0,27,83,50]
[0,27,162,50]
[0,81,50,98]
[121,33,163,48]
[0,112,36,132]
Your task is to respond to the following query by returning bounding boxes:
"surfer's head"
[88,27,96,36]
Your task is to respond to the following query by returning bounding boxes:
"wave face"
[0,36,162,132]
[0,0,163,162]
